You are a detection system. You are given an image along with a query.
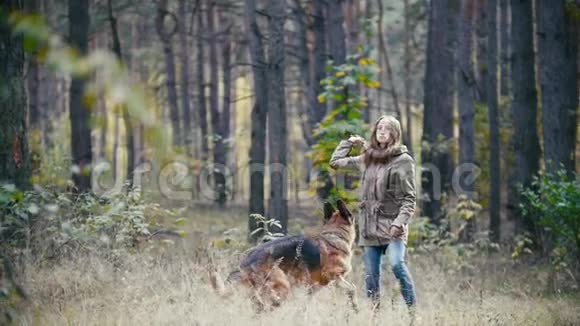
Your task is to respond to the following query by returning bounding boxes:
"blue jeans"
[363,241,416,307]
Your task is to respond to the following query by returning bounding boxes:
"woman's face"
[375,119,391,145]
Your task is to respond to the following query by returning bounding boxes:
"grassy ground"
[16,205,580,325]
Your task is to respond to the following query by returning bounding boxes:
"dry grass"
[15,206,580,326]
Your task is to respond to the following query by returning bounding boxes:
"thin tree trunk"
[207,1,226,206]
[267,0,288,234]
[112,114,120,185]
[421,0,456,224]
[364,0,373,123]
[327,0,355,192]
[487,0,501,243]
[178,0,193,155]
[197,4,209,162]
[39,0,52,147]
[509,0,541,236]
[403,0,413,154]
[475,0,488,102]
[0,0,30,189]
[25,0,40,132]
[292,0,312,145]
[133,15,145,165]
[221,24,232,192]
[500,0,510,96]
[292,0,327,195]
[95,29,107,161]
[537,0,578,175]
[245,0,268,241]
[345,0,361,98]
[327,0,346,65]
[311,0,334,200]
[98,91,107,160]
[156,0,181,146]
[377,0,403,122]
[40,67,53,147]
[344,0,359,51]
[456,0,477,241]
[107,0,134,187]
[326,0,348,120]
[68,0,92,192]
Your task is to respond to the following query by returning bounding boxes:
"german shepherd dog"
[210,200,358,311]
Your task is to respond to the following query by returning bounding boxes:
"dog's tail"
[209,268,240,297]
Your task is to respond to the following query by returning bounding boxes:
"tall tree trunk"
[38,0,52,147]
[403,0,413,154]
[221,23,232,191]
[107,0,134,187]
[487,0,501,243]
[207,1,226,206]
[421,0,456,224]
[509,0,541,236]
[0,1,30,189]
[499,0,510,97]
[292,0,312,145]
[25,0,41,177]
[344,0,359,51]
[40,67,53,147]
[68,0,92,192]
[133,16,146,165]
[364,0,373,123]
[456,0,477,242]
[98,90,107,160]
[537,0,578,175]
[95,29,107,161]
[327,0,346,65]
[245,0,268,241]
[267,0,288,234]
[475,0,488,102]
[178,0,193,155]
[312,0,334,200]
[25,0,40,132]
[156,0,181,146]
[293,0,333,199]
[327,0,355,192]
[197,4,209,162]
[377,0,403,121]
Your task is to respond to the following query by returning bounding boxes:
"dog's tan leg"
[254,266,290,309]
[337,275,359,313]
[267,267,291,307]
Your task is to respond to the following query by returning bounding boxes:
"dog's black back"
[240,235,321,271]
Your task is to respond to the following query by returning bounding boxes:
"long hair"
[364,115,403,165]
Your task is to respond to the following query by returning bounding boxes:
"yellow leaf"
[317,95,326,103]
[174,218,187,226]
[82,93,98,108]
[212,238,227,248]
[335,71,346,77]
[367,81,381,89]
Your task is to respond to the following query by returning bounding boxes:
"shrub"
[520,168,580,286]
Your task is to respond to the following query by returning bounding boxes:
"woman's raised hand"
[348,135,366,147]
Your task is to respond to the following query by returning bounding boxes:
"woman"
[329,115,417,310]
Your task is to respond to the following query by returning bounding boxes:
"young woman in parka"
[329,115,417,310]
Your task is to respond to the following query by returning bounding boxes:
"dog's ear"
[336,199,352,220]
[323,202,334,221]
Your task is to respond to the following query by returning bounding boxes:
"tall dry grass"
[14,207,580,325]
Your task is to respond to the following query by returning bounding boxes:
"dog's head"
[323,200,353,225]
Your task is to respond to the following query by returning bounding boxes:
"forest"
[0,0,579,324]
